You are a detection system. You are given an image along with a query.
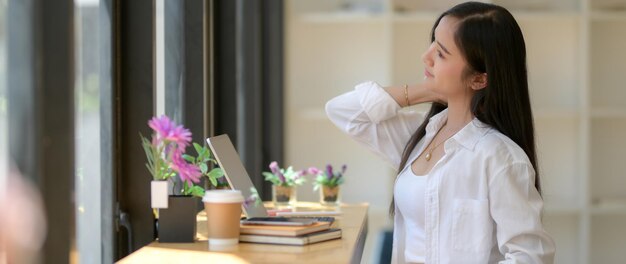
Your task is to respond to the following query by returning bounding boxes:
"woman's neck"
[445,96,474,132]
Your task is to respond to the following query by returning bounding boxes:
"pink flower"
[166,125,192,151]
[170,151,202,184]
[148,115,175,140]
[307,167,321,175]
[148,115,192,150]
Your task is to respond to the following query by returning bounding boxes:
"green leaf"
[193,142,203,155]
[295,177,306,186]
[200,163,208,174]
[316,175,328,185]
[207,168,224,178]
[262,172,275,181]
[336,177,345,185]
[285,166,294,177]
[144,164,154,176]
[209,175,218,187]
[182,154,195,163]
[189,186,205,198]
[201,148,210,161]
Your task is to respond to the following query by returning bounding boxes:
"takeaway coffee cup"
[202,190,244,246]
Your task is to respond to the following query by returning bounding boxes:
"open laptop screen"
[206,134,268,218]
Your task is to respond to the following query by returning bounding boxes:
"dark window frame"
[5,0,284,261]
[7,0,77,263]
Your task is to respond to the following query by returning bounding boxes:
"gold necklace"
[424,126,455,162]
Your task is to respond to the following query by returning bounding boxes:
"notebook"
[239,228,342,246]
[240,221,331,237]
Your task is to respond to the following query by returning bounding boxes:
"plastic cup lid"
[202,189,244,203]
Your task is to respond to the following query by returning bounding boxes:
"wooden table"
[117,202,369,264]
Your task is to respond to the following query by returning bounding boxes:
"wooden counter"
[117,202,369,264]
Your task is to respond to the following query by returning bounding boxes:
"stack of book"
[239,221,342,246]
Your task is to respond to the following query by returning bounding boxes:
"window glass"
[0,0,7,181]
[74,0,102,262]
[155,0,186,194]
[155,0,185,119]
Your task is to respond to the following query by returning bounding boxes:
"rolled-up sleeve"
[325,81,425,168]
[489,163,556,264]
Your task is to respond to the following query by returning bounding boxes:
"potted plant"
[140,115,224,242]
[262,161,307,207]
[183,142,225,193]
[309,164,346,205]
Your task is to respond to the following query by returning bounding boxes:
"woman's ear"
[470,73,487,90]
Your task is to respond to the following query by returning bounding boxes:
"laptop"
[207,134,341,220]
[206,134,269,218]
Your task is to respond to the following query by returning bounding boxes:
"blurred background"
[1,0,625,263]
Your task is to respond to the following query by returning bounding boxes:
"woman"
[326,2,556,263]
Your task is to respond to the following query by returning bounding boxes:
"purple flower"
[326,164,333,181]
[307,167,320,175]
[269,161,286,184]
[243,195,257,208]
[269,161,280,174]
[148,115,192,151]
[337,164,347,180]
[170,151,202,184]
[296,169,307,179]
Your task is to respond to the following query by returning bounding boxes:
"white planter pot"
[151,180,169,209]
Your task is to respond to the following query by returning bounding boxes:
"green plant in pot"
[140,115,224,242]
[309,164,346,206]
[262,161,306,207]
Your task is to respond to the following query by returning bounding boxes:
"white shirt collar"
[426,108,492,152]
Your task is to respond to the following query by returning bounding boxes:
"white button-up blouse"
[325,81,556,264]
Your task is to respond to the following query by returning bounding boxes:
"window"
[155,0,184,119]
[0,0,9,161]
[0,0,6,178]
[74,0,106,262]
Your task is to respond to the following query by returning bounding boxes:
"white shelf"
[295,107,585,120]
[493,0,580,12]
[296,11,386,24]
[590,119,626,201]
[590,203,626,215]
[534,108,579,119]
[543,214,581,264]
[296,108,327,120]
[591,215,626,263]
[511,11,581,20]
[590,107,626,118]
[590,20,626,108]
[391,11,439,22]
[286,1,626,263]
[544,199,581,214]
[389,10,580,23]
[591,10,626,20]
[591,0,626,13]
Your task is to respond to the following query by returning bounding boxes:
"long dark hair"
[390,2,540,216]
